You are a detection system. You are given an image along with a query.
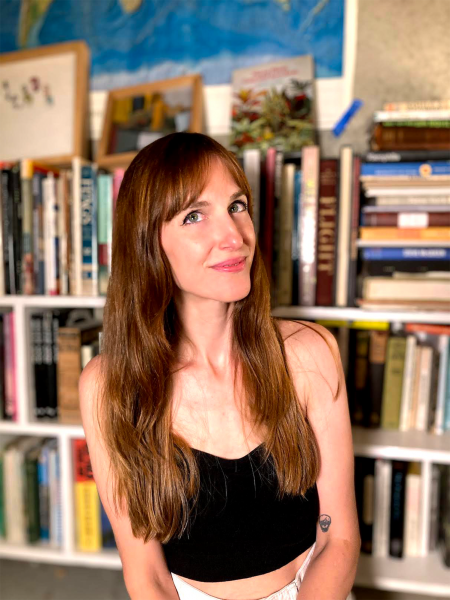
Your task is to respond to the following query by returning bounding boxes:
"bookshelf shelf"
[352,427,450,463]
[272,306,450,324]
[355,552,450,597]
[0,421,84,437]
[0,541,121,569]
[0,295,106,308]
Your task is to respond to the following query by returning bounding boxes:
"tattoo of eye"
[319,514,331,532]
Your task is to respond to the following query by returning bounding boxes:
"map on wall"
[0,0,345,89]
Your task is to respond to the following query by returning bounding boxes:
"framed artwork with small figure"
[97,74,203,168]
[0,40,90,166]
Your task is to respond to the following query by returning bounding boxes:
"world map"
[0,0,344,88]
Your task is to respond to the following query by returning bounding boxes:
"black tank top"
[162,443,319,582]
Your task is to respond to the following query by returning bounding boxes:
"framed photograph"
[97,74,203,168]
[0,41,90,165]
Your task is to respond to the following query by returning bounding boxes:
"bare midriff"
[174,545,312,600]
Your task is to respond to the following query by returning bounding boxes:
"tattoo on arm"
[319,514,331,532]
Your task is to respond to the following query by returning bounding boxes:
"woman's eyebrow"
[185,190,246,212]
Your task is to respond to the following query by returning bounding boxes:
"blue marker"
[332,99,364,137]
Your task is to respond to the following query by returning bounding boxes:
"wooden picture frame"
[97,73,203,169]
[0,41,90,166]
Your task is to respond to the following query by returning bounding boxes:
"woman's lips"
[211,257,246,272]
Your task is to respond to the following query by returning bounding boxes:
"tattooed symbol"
[319,514,331,532]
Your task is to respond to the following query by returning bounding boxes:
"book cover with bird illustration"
[230,55,317,156]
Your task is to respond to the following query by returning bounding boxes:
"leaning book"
[230,55,317,156]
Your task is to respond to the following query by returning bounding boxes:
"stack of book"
[357,158,450,310]
[355,457,449,568]
[370,100,450,152]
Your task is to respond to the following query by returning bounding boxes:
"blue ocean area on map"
[0,0,344,88]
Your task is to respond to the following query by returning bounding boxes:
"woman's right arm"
[78,356,179,600]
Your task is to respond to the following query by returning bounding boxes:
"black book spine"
[11,163,22,295]
[31,313,45,418]
[390,460,408,558]
[42,310,54,418]
[2,168,13,295]
[32,172,45,295]
[355,457,375,554]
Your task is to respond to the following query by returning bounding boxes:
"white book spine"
[404,470,422,556]
[58,175,68,296]
[336,147,353,306]
[71,158,82,296]
[242,149,261,236]
[433,335,450,434]
[373,459,391,557]
[399,335,417,431]
[415,346,433,431]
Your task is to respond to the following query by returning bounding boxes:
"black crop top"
[162,443,319,582]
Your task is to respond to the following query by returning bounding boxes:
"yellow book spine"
[359,227,450,240]
[75,482,102,551]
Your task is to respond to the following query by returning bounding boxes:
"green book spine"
[381,337,407,429]
[24,451,41,542]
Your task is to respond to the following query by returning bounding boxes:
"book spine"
[404,463,422,557]
[414,346,433,431]
[373,459,392,557]
[381,337,407,429]
[365,150,450,163]
[336,147,353,306]
[276,163,295,306]
[0,316,4,420]
[97,174,113,296]
[298,145,320,306]
[399,335,418,431]
[11,164,22,295]
[37,442,50,542]
[42,310,54,419]
[368,329,389,428]
[315,160,338,306]
[389,461,407,558]
[73,439,101,551]
[20,160,34,295]
[81,164,98,296]
[433,335,450,434]
[371,123,450,151]
[348,157,361,307]
[362,247,450,260]
[243,150,261,237]
[359,226,450,241]
[32,172,45,295]
[261,148,276,284]
[361,161,450,178]
[57,328,82,424]
[0,169,11,294]
[362,212,450,227]
[291,170,302,306]
[24,449,40,542]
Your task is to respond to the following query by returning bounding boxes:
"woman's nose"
[215,212,244,249]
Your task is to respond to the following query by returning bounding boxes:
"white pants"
[171,542,316,600]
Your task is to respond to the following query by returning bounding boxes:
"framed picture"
[0,41,90,165]
[97,74,203,168]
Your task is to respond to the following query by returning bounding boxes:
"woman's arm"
[283,321,361,600]
[78,357,180,600]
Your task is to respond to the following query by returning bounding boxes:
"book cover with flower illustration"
[230,55,317,157]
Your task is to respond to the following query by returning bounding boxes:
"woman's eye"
[182,200,248,225]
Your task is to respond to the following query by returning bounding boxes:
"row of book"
[239,144,450,310]
[321,320,450,435]
[355,457,450,567]
[0,308,101,423]
[0,159,124,297]
[0,436,116,552]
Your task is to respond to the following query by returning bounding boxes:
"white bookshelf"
[0,297,449,596]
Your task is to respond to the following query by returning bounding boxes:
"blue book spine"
[360,161,450,178]
[37,443,50,542]
[362,247,450,260]
[100,500,117,548]
[81,165,98,294]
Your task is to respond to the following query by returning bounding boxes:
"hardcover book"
[230,55,316,156]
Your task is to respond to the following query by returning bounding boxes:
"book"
[365,150,450,163]
[389,460,408,558]
[381,336,407,429]
[335,147,353,307]
[362,277,450,302]
[399,335,418,432]
[367,329,389,428]
[73,439,102,552]
[97,173,113,296]
[374,110,450,122]
[371,123,450,151]
[359,226,450,241]
[315,159,338,307]
[276,163,295,306]
[373,459,392,557]
[230,55,316,156]
[404,462,422,557]
[242,149,261,237]
[361,211,450,227]
[360,161,450,179]
[298,145,320,306]
[383,100,450,111]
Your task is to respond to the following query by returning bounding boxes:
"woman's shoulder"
[276,318,338,358]
[79,355,105,416]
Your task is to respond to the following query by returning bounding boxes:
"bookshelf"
[0,294,449,596]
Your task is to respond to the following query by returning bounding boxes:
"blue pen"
[332,99,364,137]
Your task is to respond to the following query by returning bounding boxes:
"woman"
[79,132,360,600]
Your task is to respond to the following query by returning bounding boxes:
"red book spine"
[73,439,94,483]
[362,212,450,227]
[316,160,338,306]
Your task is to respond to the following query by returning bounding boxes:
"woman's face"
[160,158,256,304]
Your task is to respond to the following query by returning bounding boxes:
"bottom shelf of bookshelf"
[355,552,450,597]
[0,541,121,569]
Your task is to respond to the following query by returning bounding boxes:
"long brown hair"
[97,132,338,543]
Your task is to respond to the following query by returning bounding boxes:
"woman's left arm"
[284,321,361,600]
